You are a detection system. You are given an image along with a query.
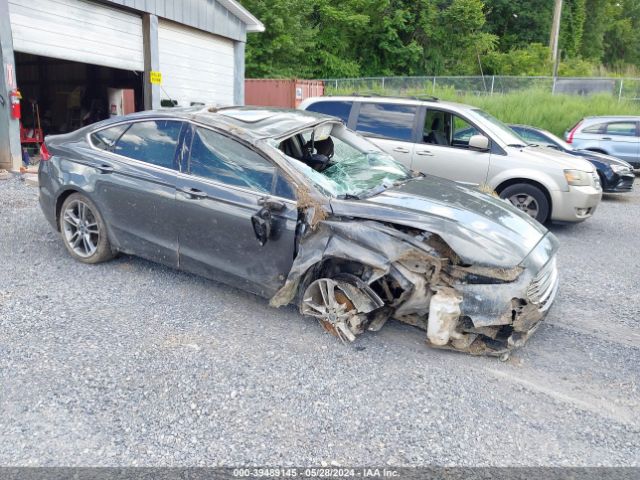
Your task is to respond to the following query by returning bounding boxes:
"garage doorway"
[15,53,143,162]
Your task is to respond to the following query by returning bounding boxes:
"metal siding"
[158,19,235,107]
[103,0,246,41]
[8,0,144,71]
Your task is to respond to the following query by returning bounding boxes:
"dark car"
[510,124,635,193]
[38,107,560,357]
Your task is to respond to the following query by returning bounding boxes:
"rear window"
[582,123,604,134]
[91,124,129,151]
[305,101,352,123]
[113,120,183,169]
[355,103,417,141]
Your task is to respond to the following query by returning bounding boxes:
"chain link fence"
[321,76,640,101]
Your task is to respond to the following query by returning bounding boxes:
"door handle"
[393,146,410,154]
[601,137,612,140]
[179,187,208,199]
[416,150,434,156]
[97,164,114,173]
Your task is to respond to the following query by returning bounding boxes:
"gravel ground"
[0,175,639,467]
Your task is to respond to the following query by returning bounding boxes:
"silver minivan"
[299,95,602,224]
[565,116,640,169]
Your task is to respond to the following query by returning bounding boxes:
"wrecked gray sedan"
[38,107,559,356]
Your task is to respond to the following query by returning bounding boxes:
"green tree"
[560,0,586,57]
[430,0,498,74]
[240,0,317,78]
[603,0,640,69]
[580,0,611,61]
[483,0,553,51]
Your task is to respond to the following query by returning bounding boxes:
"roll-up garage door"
[158,19,235,107]
[8,0,144,71]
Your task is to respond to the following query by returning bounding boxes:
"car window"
[91,124,129,151]
[274,173,296,200]
[513,127,552,145]
[605,122,637,137]
[451,116,480,147]
[280,124,412,199]
[113,120,183,169]
[305,101,352,123]
[424,110,480,148]
[189,127,275,193]
[582,123,604,134]
[355,103,417,141]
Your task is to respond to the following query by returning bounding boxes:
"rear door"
[175,124,298,297]
[352,102,418,167]
[412,107,491,186]
[89,119,185,266]
[601,121,640,163]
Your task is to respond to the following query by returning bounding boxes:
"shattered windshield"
[274,123,413,199]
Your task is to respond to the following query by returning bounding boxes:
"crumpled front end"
[270,217,559,356]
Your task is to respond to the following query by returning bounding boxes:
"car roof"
[306,95,478,111]
[210,107,337,138]
[91,106,338,140]
[582,115,640,121]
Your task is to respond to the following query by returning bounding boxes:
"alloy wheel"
[508,194,539,219]
[62,199,100,258]
[302,278,362,343]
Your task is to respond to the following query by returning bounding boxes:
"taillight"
[566,120,583,144]
[40,142,51,161]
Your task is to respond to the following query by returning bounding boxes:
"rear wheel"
[59,193,115,264]
[499,183,550,223]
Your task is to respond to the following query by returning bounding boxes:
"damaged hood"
[330,175,550,268]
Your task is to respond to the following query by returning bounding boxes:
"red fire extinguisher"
[9,89,22,120]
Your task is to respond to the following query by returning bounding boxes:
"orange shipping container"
[245,79,324,108]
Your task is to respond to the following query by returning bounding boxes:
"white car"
[299,95,602,223]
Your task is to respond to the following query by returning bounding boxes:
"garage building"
[0,0,264,171]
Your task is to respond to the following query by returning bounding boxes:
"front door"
[412,108,491,186]
[175,125,298,297]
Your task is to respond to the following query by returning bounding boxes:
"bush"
[435,89,639,136]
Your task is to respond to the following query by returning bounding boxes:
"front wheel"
[59,193,115,264]
[499,183,550,223]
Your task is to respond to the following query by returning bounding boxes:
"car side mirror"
[469,134,490,151]
[251,197,287,246]
[251,208,272,246]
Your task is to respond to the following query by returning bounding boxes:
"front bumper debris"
[271,217,559,357]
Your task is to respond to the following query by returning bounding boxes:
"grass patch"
[326,86,640,136]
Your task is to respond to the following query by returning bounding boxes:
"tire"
[59,193,116,264]
[499,183,550,223]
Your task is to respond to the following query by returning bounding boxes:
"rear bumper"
[549,185,602,222]
[38,161,59,230]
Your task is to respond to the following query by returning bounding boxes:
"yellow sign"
[150,71,162,85]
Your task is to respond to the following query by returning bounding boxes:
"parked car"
[510,124,635,193]
[38,107,559,356]
[565,116,640,169]
[299,95,602,224]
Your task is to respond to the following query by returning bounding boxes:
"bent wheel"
[301,278,367,343]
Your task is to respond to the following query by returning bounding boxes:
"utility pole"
[549,0,563,64]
